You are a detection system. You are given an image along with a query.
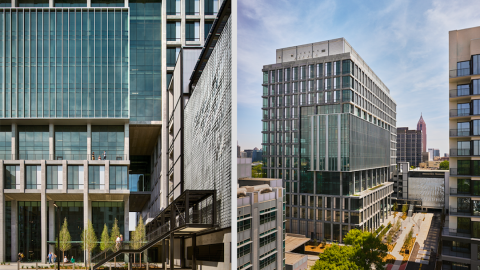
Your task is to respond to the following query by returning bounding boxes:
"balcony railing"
[450,128,471,137]
[450,68,472,78]
[0,154,129,161]
[450,88,471,98]
[450,188,471,195]
[449,208,472,216]
[442,227,471,238]
[450,108,471,117]
[442,247,471,258]
[450,148,474,156]
[450,168,478,176]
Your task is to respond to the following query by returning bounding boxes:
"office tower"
[237,175,285,270]
[417,114,427,153]
[444,26,480,269]
[428,148,440,160]
[252,147,263,162]
[0,0,226,265]
[396,127,423,167]
[261,38,396,242]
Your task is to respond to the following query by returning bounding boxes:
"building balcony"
[450,188,474,196]
[450,167,480,177]
[450,88,472,98]
[450,148,480,157]
[450,207,480,217]
[441,246,471,259]
[450,68,473,78]
[449,129,472,137]
[442,227,472,238]
[449,108,476,118]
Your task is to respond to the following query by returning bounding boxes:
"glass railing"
[442,227,471,238]
[0,154,130,161]
[450,168,474,176]
[450,148,472,156]
[450,188,471,195]
[450,108,471,117]
[450,88,471,97]
[450,68,472,78]
[450,129,471,137]
[442,247,471,258]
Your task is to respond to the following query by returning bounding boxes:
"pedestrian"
[103,151,106,160]
[70,256,75,264]
[120,234,124,248]
[98,155,101,160]
[92,152,95,160]
[18,253,21,262]
[64,256,68,264]
[116,235,121,251]
[48,252,52,263]
[54,254,57,263]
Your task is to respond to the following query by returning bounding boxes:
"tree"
[99,224,111,258]
[402,204,409,214]
[343,229,388,270]
[110,219,121,267]
[81,220,97,269]
[311,244,358,270]
[59,218,72,265]
[439,160,449,170]
[251,163,263,178]
[132,216,147,267]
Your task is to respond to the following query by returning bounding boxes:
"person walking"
[98,155,101,160]
[70,256,75,263]
[64,256,68,264]
[48,252,52,264]
[17,253,21,262]
[92,152,95,160]
[103,151,106,160]
[116,235,121,251]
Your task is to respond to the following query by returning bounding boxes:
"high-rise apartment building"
[443,26,480,270]
[417,114,427,153]
[261,38,396,242]
[0,0,228,265]
[396,127,422,167]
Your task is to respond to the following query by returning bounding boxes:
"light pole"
[53,203,60,270]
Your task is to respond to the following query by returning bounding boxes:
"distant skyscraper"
[417,114,427,153]
[396,127,422,167]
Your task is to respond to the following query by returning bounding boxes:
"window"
[204,0,218,15]
[110,166,128,190]
[185,0,199,15]
[19,0,48,7]
[186,21,200,41]
[89,166,105,189]
[284,68,291,81]
[55,126,87,160]
[237,243,251,258]
[457,60,470,77]
[204,21,213,40]
[25,166,41,189]
[259,232,276,247]
[237,218,251,232]
[317,64,323,77]
[309,64,315,78]
[167,22,180,41]
[167,47,180,67]
[18,126,49,160]
[300,66,306,79]
[166,0,180,15]
[68,166,84,190]
[260,211,276,224]
[46,166,63,189]
[5,165,20,189]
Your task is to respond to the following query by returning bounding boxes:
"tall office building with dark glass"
[261,38,396,242]
[0,0,222,263]
[443,26,480,270]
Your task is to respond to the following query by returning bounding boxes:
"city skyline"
[238,0,480,150]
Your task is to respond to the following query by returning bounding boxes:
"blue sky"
[237,0,480,154]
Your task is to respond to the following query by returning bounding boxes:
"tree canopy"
[81,220,97,268]
[59,218,72,256]
[110,218,121,251]
[311,244,358,270]
[439,160,449,170]
[100,224,111,252]
[343,229,388,270]
[252,163,263,178]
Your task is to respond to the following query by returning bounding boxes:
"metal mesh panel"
[184,16,231,229]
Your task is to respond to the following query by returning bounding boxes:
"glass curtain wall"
[0,125,12,159]
[25,165,41,189]
[18,201,42,261]
[5,201,11,262]
[5,165,19,189]
[204,22,213,40]
[88,166,105,189]
[166,0,180,15]
[0,9,129,118]
[55,126,87,160]
[92,201,124,239]
[91,125,124,160]
[68,165,84,189]
[129,155,151,191]
[109,165,128,190]
[46,165,62,189]
[18,126,49,160]
[129,0,161,121]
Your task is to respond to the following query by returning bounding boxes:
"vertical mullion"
[2,9,5,118]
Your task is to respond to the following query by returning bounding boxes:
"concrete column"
[49,201,55,253]
[19,160,24,192]
[162,239,167,270]
[104,161,110,192]
[11,123,16,160]
[0,161,4,262]
[169,234,174,270]
[41,160,47,263]
[87,124,92,160]
[190,236,195,270]
[62,161,67,193]
[124,124,129,161]
[84,160,90,229]
[48,0,53,7]
[86,0,90,7]
[223,232,231,270]
[49,124,54,160]
[11,200,17,262]
[124,196,129,241]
